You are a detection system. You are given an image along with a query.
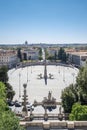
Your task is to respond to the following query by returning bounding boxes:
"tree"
[0,82,7,111]
[76,65,87,105]
[61,64,87,115]
[0,111,25,130]
[0,66,8,83]
[38,48,42,60]
[5,83,15,100]
[61,84,78,113]
[45,48,49,59]
[0,82,25,130]
[17,48,22,62]
[54,51,57,61]
[62,52,67,62]
[0,66,15,100]
[69,103,87,121]
[23,53,27,60]
[38,48,42,56]
[58,47,67,62]
[58,47,64,60]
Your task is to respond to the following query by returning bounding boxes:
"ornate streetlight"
[19,72,21,99]
[22,83,28,117]
[27,66,28,82]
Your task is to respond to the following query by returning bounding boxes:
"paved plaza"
[8,65,79,113]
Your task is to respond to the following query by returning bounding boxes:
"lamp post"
[31,66,32,73]
[63,67,65,81]
[27,66,28,82]
[58,106,63,121]
[19,72,21,99]
[22,83,28,117]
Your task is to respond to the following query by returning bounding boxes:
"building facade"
[0,50,18,68]
[67,52,87,67]
[22,49,39,60]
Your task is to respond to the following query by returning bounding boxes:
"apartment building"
[22,48,39,60]
[67,51,87,67]
[0,50,18,68]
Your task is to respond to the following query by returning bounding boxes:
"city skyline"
[0,0,87,44]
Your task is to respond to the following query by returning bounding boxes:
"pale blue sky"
[0,0,87,44]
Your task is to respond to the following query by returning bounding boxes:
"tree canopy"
[61,84,78,113]
[0,66,8,83]
[61,64,87,120]
[69,103,87,121]
[0,82,24,130]
[58,47,67,62]
[0,66,15,100]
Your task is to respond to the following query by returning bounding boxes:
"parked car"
[15,101,22,107]
[7,100,14,106]
[26,103,34,111]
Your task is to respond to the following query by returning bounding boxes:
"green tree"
[58,47,64,60]
[0,82,25,130]
[45,48,49,59]
[76,65,87,104]
[62,52,67,62]
[69,103,87,121]
[5,83,15,100]
[54,51,57,61]
[0,66,15,100]
[0,111,25,130]
[0,66,8,83]
[61,64,87,115]
[58,47,67,62]
[48,55,54,61]
[0,82,7,111]
[38,48,42,60]
[38,48,42,56]
[61,84,78,113]
[17,48,22,62]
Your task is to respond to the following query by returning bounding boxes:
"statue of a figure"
[48,91,51,100]
[59,106,62,114]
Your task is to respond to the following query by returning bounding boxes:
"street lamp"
[63,67,65,81]
[31,66,32,73]
[22,83,28,117]
[19,72,21,99]
[27,66,28,82]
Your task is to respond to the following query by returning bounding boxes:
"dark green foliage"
[0,82,25,130]
[54,51,57,61]
[38,48,42,60]
[23,53,27,60]
[45,48,49,59]
[69,103,87,121]
[17,48,22,61]
[58,47,67,62]
[76,65,87,105]
[38,47,42,56]
[48,55,54,61]
[61,64,87,120]
[61,84,78,113]
[76,65,87,93]
[0,66,15,100]
[5,83,15,100]
[0,66,8,83]
[39,56,43,60]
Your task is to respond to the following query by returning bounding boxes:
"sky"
[0,0,87,44]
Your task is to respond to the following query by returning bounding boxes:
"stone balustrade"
[20,121,87,130]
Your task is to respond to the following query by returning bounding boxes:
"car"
[26,103,34,111]
[15,101,22,107]
[7,100,14,106]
